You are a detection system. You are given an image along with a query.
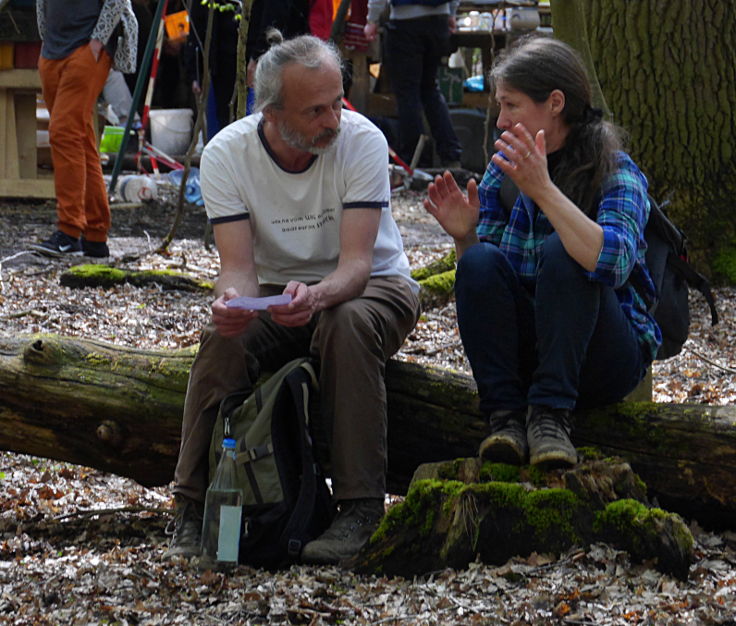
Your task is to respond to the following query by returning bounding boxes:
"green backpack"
[209,358,335,568]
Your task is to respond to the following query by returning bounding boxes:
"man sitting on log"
[164,31,421,564]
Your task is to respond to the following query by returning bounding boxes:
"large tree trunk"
[582,1,736,269]
[1,334,735,527]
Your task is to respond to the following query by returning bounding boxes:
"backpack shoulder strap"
[499,175,519,215]
[279,360,329,558]
[647,196,719,325]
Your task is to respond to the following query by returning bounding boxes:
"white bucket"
[149,108,193,156]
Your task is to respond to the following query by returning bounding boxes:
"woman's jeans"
[455,236,646,416]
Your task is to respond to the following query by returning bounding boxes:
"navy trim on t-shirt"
[343,201,387,209]
[257,119,318,174]
[209,213,250,225]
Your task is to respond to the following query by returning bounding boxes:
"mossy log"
[0,333,735,528]
[60,262,453,310]
[59,264,213,292]
[348,455,694,580]
[412,250,456,309]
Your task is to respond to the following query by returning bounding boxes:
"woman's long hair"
[489,36,623,217]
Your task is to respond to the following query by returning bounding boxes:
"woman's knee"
[456,243,509,293]
[538,233,583,282]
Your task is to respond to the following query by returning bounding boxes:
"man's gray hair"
[254,32,343,113]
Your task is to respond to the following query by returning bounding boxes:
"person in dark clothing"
[364,0,462,168]
[183,1,240,138]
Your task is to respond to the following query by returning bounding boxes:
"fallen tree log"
[1,333,735,527]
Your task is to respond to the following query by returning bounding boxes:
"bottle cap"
[223,437,237,449]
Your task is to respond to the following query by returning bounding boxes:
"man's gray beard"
[278,121,341,155]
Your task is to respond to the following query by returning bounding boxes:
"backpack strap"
[666,252,719,325]
[499,175,519,215]
[279,360,327,559]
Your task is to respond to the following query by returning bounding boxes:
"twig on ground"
[54,505,171,521]
[686,348,736,375]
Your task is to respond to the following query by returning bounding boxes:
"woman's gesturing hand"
[423,171,481,243]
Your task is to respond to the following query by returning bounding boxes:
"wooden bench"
[0,68,55,199]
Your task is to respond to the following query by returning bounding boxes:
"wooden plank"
[15,91,37,179]
[0,88,20,178]
[0,177,55,199]
[0,68,42,89]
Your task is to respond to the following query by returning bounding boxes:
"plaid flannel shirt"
[476,151,662,365]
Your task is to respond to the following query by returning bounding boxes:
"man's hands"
[212,288,260,337]
[212,283,316,337]
[268,281,316,327]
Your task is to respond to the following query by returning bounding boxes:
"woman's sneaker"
[478,409,528,465]
[526,406,577,468]
[30,230,82,257]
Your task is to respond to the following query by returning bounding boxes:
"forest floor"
[1,189,736,624]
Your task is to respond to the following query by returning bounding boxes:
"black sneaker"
[301,498,384,565]
[163,494,203,560]
[526,406,577,469]
[29,230,82,257]
[81,238,110,258]
[478,409,528,465]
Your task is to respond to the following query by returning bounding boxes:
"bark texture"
[0,334,735,527]
[583,1,736,266]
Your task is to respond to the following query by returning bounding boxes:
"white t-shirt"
[200,109,417,292]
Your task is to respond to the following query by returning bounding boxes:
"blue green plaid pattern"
[476,151,662,364]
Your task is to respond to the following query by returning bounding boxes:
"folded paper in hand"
[225,294,293,310]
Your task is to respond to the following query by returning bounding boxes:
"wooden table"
[0,68,55,199]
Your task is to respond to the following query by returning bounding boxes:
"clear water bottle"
[200,438,243,568]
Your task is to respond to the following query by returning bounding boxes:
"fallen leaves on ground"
[1,192,736,623]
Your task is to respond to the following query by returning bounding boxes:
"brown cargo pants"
[173,275,420,503]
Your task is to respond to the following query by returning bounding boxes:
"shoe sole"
[529,448,577,469]
[479,433,527,465]
[29,244,83,258]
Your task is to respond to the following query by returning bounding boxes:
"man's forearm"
[310,257,373,312]
[214,269,260,299]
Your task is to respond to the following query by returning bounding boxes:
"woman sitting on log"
[424,36,661,468]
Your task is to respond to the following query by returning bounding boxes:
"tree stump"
[348,454,694,581]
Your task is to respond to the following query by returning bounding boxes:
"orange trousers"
[39,44,112,243]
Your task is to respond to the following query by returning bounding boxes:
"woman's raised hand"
[424,171,480,243]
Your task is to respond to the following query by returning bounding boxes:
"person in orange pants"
[31,0,138,258]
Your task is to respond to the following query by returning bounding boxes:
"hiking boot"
[526,406,577,469]
[301,498,384,565]
[478,409,528,465]
[29,230,82,257]
[81,238,110,258]
[163,494,203,560]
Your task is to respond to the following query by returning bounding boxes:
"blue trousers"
[455,235,646,415]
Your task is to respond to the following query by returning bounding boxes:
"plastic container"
[167,166,203,206]
[201,438,244,567]
[117,174,158,202]
[99,126,129,153]
[149,108,193,157]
